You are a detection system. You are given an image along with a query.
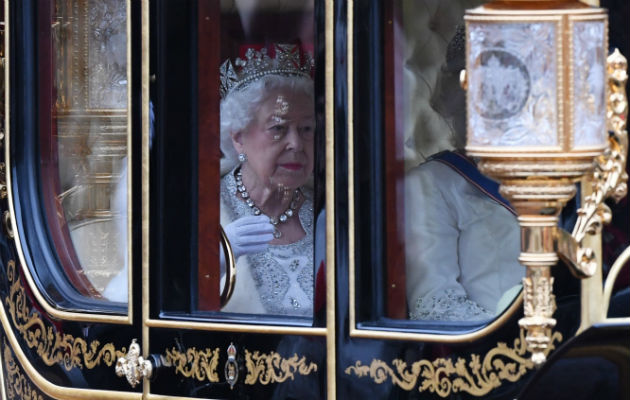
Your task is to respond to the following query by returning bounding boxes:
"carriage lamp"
[463,1,628,365]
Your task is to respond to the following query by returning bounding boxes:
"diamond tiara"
[219,43,314,99]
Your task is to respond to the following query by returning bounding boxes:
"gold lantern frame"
[464,1,628,365]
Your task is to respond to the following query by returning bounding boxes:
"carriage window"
[354,1,522,328]
[39,0,130,304]
[153,0,323,323]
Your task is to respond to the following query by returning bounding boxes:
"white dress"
[220,169,314,317]
[405,158,523,321]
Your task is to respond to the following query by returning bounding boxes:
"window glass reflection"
[43,0,129,303]
[382,1,523,321]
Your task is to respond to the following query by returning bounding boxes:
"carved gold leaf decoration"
[4,260,125,370]
[244,349,318,385]
[165,346,220,382]
[345,329,563,397]
[3,339,44,400]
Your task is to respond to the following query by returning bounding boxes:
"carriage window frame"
[348,0,524,341]
[146,0,328,332]
[6,0,134,322]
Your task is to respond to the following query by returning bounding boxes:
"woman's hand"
[224,215,275,259]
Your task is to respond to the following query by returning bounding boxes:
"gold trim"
[163,345,318,386]
[349,3,524,343]
[3,0,132,324]
[141,0,150,396]
[326,0,336,397]
[164,346,220,382]
[603,246,630,315]
[125,0,134,329]
[5,260,127,371]
[466,8,606,17]
[3,340,44,400]
[344,329,563,397]
[573,47,628,291]
[348,0,356,337]
[0,302,140,400]
[145,318,326,335]
[244,349,318,385]
[146,395,214,400]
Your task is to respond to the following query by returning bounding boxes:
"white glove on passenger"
[224,215,275,260]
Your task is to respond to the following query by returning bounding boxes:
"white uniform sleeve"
[405,162,493,321]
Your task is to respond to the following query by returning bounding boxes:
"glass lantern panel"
[573,19,607,148]
[467,22,559,147]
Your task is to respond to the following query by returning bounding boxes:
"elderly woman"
[219,45,315,317]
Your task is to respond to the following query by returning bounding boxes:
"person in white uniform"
[405,151,523,321]
[404,24,523,321]
[218,44,316,317]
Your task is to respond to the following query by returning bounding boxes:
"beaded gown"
[220,168,314,317]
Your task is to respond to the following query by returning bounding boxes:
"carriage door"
[144,1,329,398]
[0,1,331,399]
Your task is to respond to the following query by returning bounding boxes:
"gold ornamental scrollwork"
[570,49,628,276]
[345,329,563,397]
[164,346,220,382]
[3,340,45,400]
[244,349,318,385]
[5,260,126,370]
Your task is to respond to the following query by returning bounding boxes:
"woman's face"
[232,88,315,190]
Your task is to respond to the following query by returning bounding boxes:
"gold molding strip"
[345,330,563,397]
[145,318,327,335]
[5,260,126,371]
[325,0,336,397]
[3,340,44,400]
[146,395,209,400]
[244,349,318,385]
[164,346,220,383]
[141,0,150,396]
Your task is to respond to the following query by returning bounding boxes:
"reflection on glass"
[217,1,319,317]
[381,1,523,321]
[46,0,129,303]
[468,22,558,147]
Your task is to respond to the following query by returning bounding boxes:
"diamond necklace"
[235,170,301,239]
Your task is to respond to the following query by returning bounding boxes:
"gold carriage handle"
[115,339,153,388]
[220,225,236,307]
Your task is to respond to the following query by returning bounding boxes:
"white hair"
[220,74,314,174]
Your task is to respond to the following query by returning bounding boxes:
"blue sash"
[429,151,516,215]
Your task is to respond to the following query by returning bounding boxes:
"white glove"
[224,215,275,260]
